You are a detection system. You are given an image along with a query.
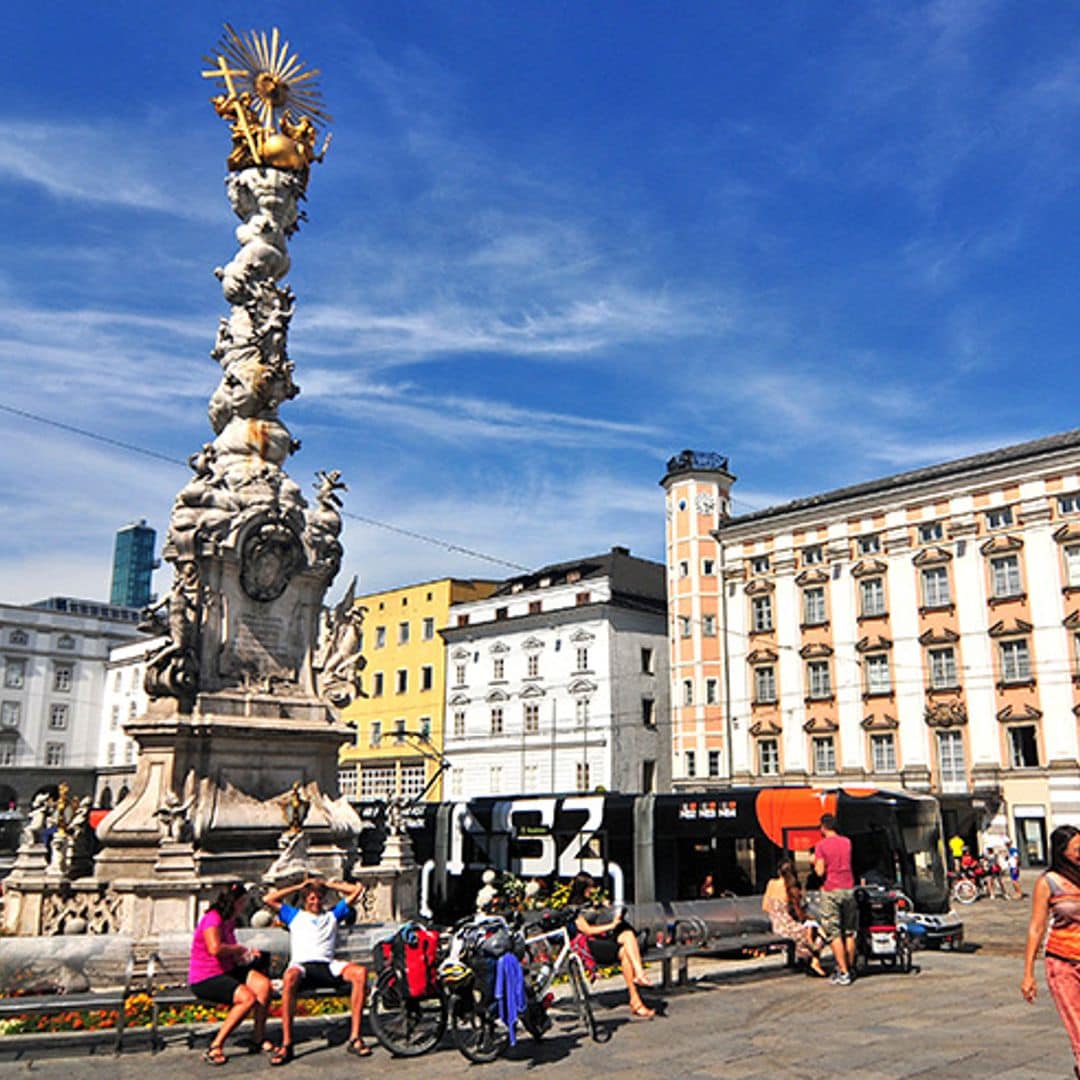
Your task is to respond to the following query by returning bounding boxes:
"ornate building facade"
[662,432,1080,866]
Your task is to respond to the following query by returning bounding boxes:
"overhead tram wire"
[0,401,528,573]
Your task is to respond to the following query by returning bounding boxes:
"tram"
[358,786,962,946]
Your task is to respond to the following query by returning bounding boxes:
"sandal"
[346,1039,373,1057]
[203,1045,227,1067]
[630,1004,656,1019]
[238,1037,275,1055]
[270,1044,294,1067]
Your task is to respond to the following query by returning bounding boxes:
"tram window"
[672,836,763,899]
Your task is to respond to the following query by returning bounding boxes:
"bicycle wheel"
[369,970,447,1057]
[450,996,509,1063]
[569,957,607,1043]
[952,878,977,905]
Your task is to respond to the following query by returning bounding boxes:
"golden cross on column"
[201,55,262,165]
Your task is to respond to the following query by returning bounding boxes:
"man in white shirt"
[263,876,369,1065]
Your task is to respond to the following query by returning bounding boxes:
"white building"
[442,547,670,798]
[96,635,166,809]
[0,597,143,813]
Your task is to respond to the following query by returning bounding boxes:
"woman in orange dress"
[1022,825,1080,1077]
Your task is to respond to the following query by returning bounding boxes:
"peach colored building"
[661,433,1080,867]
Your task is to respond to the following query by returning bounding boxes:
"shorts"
[288,959,353,991]
[189,959,265,1006]
[817,890,856,943]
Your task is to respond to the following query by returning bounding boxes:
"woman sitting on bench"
[188,882,273,1065]
[568,872,655,1019]
[762,860,826,977]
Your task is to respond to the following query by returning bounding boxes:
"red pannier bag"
[374,923,439,999]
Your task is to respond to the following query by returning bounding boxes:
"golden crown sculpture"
[202,24,332,176]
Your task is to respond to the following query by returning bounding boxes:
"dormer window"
[918,522,944,544]
[802,545,823,566]
[857,535,880,555]
[752,556,770,574]
[985,507,1013,531]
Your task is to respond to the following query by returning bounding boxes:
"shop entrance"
[1014,808,1047,868]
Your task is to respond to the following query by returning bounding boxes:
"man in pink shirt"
[813,813,856,986]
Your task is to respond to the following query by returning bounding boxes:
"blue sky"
[1,1,1079,605]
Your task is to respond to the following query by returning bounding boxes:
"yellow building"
[339,578,499,801]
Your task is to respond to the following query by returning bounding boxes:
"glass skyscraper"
[109,520,157,608]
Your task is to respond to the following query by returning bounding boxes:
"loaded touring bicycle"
[357,786,962,950]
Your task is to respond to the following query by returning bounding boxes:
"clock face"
[696,492,717,516]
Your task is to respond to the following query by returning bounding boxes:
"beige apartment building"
[661,432,1080,866]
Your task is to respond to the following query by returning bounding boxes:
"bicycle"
[368,963,448,1057]
[523,920,609,1045]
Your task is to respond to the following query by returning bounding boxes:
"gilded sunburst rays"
[205,24,332,132]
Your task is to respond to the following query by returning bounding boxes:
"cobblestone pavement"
[0,883,1068,1079]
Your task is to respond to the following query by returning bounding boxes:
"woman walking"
[188,882,273,1065]
[1022,825,1080,1077]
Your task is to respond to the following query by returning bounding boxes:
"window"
[9,629,28,646]
[803,587,826,625]
[576,647,590,671]
[524,764,539,792]
[705,678,718,705]
[642,760,656,792]
[45,742,64,767]
[702,614,717,636]
[864,653,891,695]
[528,600,543,615]
[1065,544,1080,588]
[802,545,823,566]
[575,762,591,791]
[370,720,382,746]
[454,663,466,686]
[398,621,410,645]
[813,736,836,775]
[751,595,773,632]
[489,766,503,794]
[420,665,433,691]
[1000,639,1032,683]
[493,657,505,681]
[57,634,75,650]
[678,615,692,638]
[871,733,897,772]
[527,654,540,678]
[451,770,463,797]
[991,554,1022,599]
[361,764,395,799]
[495,607,508,621]
[575,698,590,728]
[938,730,966,792]
[807,661,832,699]
[857,534,881,555]
[758,739,780,776]
[708,750,721,778]
[453,710,465,738]
[0,741,15,767]
[375,626,386,648]
[49,704,68,729]
[918,522,944,544]
[4,659,25,690]
[124,741,135,765]
[685,750,697,778]
[400,762,426,799]
[575,591,591,606]
[642,697,656,728]
[372,672,384,697]
[986,507,1014,530]
[1008,725,1039,768]
[641,648,654,674]
[53,663,73,692]
[490,707,504,736]
[860,578,886,617]
[106,742,116,766]
[752,556,771,575]
[1059,494,1080,516]
[929,647,958,689]
[683,679,694,706]
[754,665,777,703]
[338,766,358,798]
[679,560,689,578]
[129,701,137,719]
[702,558,716,576]
[921,566,951,607]
[422,617,435,640]
[113,671,121,692]
[395,669,408,694]
[456,614,469,628]
[524,702,540,734]
[390,718,404,744]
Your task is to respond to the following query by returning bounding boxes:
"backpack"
[374,922,440,999]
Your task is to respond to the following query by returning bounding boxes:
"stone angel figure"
[313,578,366,708]
[154,789,196,843]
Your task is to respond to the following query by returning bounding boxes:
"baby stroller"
[852,885,917,975]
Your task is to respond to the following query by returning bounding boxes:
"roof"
[726,428,1080,528]
[493,546,666,609]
